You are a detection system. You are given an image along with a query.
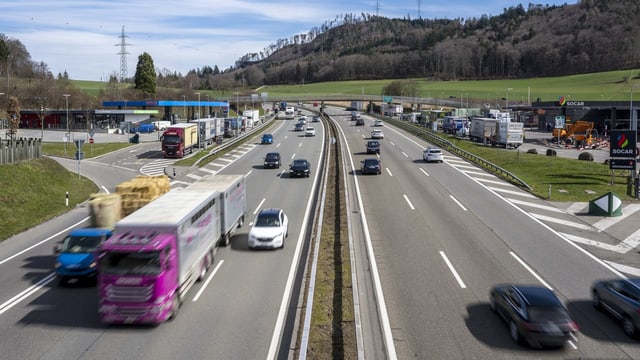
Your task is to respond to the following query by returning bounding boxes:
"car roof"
[512,285,562,307]
[266,152,280,156]
[363,158,380,163]
[292,159,308,163]
[258,208,282,216]
[263,133,272,136]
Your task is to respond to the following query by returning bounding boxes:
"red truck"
[161,123,198,158]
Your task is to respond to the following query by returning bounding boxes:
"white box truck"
[187,174,246,247]
[243,109,260,128]
[469,117,499,144]
[491,122,524,148]
[191,118,219,147]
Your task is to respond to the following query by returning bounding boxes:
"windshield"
[255,214,280,227]
[368,141,379,146]
[62,235,103,253]
[292,160,308,168]
[163,134,180,144]
[364,160,379,166]
[100,251,161,275]
[266,153,279,160]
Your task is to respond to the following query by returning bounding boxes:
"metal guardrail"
[193,115,276,167]
[379,115,533,191]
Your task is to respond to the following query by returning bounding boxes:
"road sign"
[88,129,96,137]
[554,116,565,129]
[89,137,94,144]
[609,158,636,170]
[74,139,85,149]
[383,95,393,103]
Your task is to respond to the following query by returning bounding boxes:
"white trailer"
[469,117,499,144]
[491,122,524,148]
[243,110,260,128]
[187,174,246,247]
[191,118,220,147]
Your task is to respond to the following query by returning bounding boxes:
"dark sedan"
[289,159,311,177]
[592,278,640,338]
[490,284,578,348]
[264,152,281,169]
[360,158,381,175]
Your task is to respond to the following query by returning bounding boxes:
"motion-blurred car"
[305,127,316,136]
[294,123,305,131]
[312,115,321,122]
[592,278,640,338]
[374,119,384,127]
[355,118,365,126]
[264,152,281,168]
[423,147,444,163]
[289,159,311,177]
[490,284,578,348]
[371,129,384,139]
[248,208,288,249]
[360,158,382,175]
[261,133,274,144]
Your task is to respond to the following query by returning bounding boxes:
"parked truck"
[187,174,246,246]
[161,123,198,158]
[490,121,524,148]
[54,176,170,285]
[97,174,247,324]
[469,117,499,144]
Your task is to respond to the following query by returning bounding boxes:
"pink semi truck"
[98,174,246,324]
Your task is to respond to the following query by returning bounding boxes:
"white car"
[305,127,316,136]
[248,208,289,249]
[371,129,384,139]
[374,119,384,127]
[423,147,444,163]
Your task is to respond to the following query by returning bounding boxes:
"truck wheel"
[220,233,230,247]
[169,295,181,321]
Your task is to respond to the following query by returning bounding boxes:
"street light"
[194,92,200,119]
[505,88,512,109]
[63,94,70,136]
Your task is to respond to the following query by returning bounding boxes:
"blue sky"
[0,1,576,81]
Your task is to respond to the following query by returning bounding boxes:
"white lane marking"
[217,158,233,163]
[419,168,430,177]
[0,273,56,315]
[487,186,538,198]
[401,152,408,158]
[389,141,395,146]
[509,252,553,290]
[192,260,224,302]
[463,170,495,177]
[291,153,296,159]
[439,251,466,288]
[449,195,467,211]
[0,219,87,265]
[474,177,517,187]
[403,194,415,210]
[385,168,393,176]
[507,198,565,213]
[254,198,266,215]
[530,213,594,231]
[187,173,202,180]
[604,260,640,277]
[593,204,640,231]
[200,167,216,174]
[561,231,640,254]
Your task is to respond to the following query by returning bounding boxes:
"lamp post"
[0,93,4,129]
[206,94,210,117]
[194,92,200,119]
[505,88,512,109]
[40,104,44,140]
[182,95,186,120]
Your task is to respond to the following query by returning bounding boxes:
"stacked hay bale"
[116,175,171,216]
[88,193,123,228]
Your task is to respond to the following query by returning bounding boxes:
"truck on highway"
[191,118,222,147]
[469,117,499,144]
[187,174,246,247]
[98,186,220,324]
[161,123,198,158]
[97,174,246,324]
[243,109,260,128]
[490,121,524,148]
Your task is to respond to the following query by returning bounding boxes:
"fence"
[0,138,42,165]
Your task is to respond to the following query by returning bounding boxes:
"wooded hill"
[234,0,640,87]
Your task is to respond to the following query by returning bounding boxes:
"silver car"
[592,278,640,338]
[423,147,444,163]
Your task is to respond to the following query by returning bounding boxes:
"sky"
[0,1,577,82]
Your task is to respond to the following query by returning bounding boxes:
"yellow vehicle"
[552,120,596,146]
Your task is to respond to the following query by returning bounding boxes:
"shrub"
[546,149,557,156]
[527,148,538,154]
[578,152,594,161]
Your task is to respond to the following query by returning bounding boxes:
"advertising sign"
[609,130,637,170]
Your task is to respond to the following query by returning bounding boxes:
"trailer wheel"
[220,233,230,247]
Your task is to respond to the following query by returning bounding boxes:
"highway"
[0,118,323,359]
[325,106,640,359]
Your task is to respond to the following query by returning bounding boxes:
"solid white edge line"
[509,252,553,290]
[192,260,224,302]
[439,251,467,289]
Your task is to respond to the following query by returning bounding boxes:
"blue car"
[261,133,274,144]
[54,228,112,285]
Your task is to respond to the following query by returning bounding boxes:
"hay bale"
[89,193,122,228]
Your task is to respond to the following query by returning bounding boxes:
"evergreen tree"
[134,52,157,96]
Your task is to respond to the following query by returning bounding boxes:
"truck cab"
[54,228,113,285]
